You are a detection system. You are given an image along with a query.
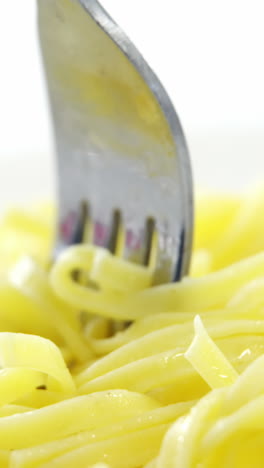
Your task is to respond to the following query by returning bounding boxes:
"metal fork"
[38,0,193,285]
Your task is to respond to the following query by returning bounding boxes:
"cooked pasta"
[0,187,263,467]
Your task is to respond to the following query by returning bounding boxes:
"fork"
[38,0,193,285]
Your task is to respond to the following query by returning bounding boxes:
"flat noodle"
[0,450,10,468]
[90,465,110,468]
[39,424,169,468]
[52,247,264,319]
[0,405,33,417]
[157,389,226,468]
[0,369,46,406]
[9,257,91,362]
[185,316,238,388]
[0,332,74,393]
[11,402,192,467]
[0,391,158,450]
[0,189,263,467]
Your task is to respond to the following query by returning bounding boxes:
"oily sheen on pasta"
[0,187,264,467]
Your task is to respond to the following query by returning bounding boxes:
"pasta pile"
[0,187,264,467]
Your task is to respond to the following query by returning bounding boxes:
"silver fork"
[38,0,193,285]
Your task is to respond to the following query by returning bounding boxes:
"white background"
[0,0,264,209]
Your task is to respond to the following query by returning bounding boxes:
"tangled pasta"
[0,187,264,467]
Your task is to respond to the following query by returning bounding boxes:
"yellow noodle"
[0,369,46,406]
[37,424,169,468]
[0,405,33,417]
[0,332,74,393]
[0,188,263,467]
[9,257,91,363]
[0,281,60,341]
[157,389,226,468]
[0,391,158,450]
[193,192,241,250]
[185,316,238,388]
[210,187,264,270]
[11,401,193,468]
[156,319,264,467]
[76,319,264,388]
[90,464,110,468]
[88,304,264,356]
[51,246,264,319]
[0,450,10,468]
[50,245,153,320]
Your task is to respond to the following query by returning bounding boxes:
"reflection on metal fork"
[38,0,193,284]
